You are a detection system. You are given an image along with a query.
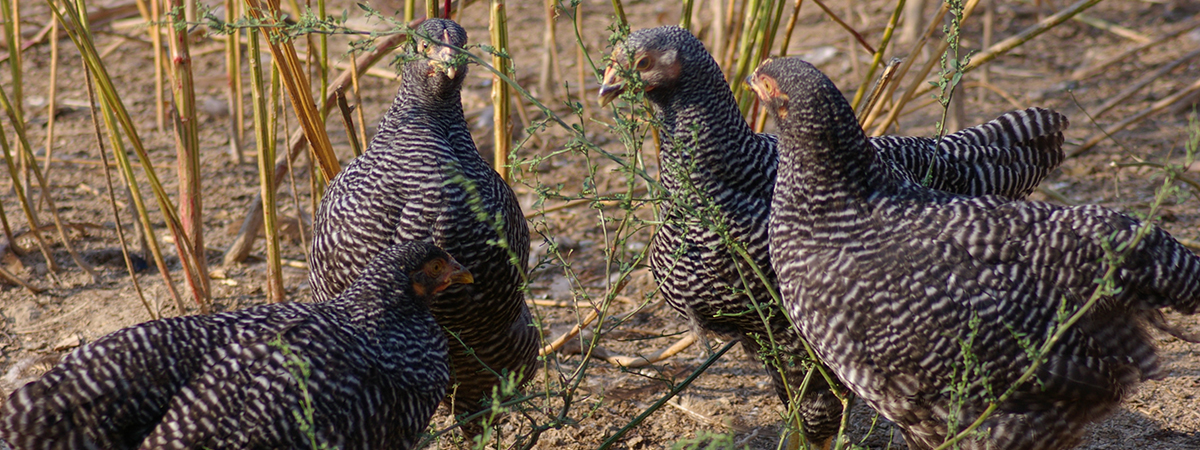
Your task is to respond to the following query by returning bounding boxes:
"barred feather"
[755,57,1200,450]
[307,19,537,425]
[603,26,1068,445]
[0,241,454,450]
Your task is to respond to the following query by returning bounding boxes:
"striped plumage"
[598,26,1067,446]
[0,241,466,450]
[307,18,537,426]
[752,57,1200,450]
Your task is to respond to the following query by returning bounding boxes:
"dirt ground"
[1,0,1199,449]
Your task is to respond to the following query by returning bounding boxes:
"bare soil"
[1,0,1199,449]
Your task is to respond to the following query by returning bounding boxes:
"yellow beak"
[597,64,626,107]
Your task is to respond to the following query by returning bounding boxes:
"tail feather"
[869,107,1069,199]
[1127,227,1200,315]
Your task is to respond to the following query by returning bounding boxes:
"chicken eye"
[426,259,445,276]
[634,56,652,70]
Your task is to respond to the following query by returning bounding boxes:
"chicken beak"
[429,258,473,296]
[428,30,463,79]
[745,74,763,99]
[445,260,473,286]
[598,64,626,107]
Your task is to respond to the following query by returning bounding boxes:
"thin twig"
[1072,77,1200,158]
[1092,47,1200,119]
[1072,13,1150,44]
[597,340,737,450]
[224,30,413,265]
[604,333,697,368]
[0,264,41,293]
[82,64,157,320]
[908,0,1104,103]
[335,88,362,158]
[809,0,875,54]
[1070,15,1200,81]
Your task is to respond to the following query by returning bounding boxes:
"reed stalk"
[610,0,628,28]
[243,0,340,182]
[777,0,805,57]
[166,0,212,308]
[680,0,694,30]
[0,98,57,274]
[226,0,245,163]
[317,0,329,117]
[335,88,363,157]
[223,30,413,265]
[151,0,165,131]
[1,84,98,283]
[850,0,904,111]
[42,18,60,183]
[490,0,512,181]
[249,27,286,302]
[2,0,35,212]
[539,0,559,100]
[82,66,158,320]
[2,0,23,121]
[0,188,19,257]
[53,0,203,311]
[348,51,367,152]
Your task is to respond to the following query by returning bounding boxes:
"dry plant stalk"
[150,0,165,131]
[869,0,982,136]
[2,0,24,121]
[538,0,559,101]
[1092,48,1200,119]
[901,0,1104,109]
[0,85,98,283]
[223,30,413,265]
[858,58,902,125]
[490,0,512,181]
[348,51,368,152]
[225,0,245,163]
[165,0,212,308]
[0,265,40,293]
[1073,13,1150,44]
[776,0,805,58]
[1072,77,1200,158]
[51,0,203,311]
[0,194,21,257]
[605,333,696,368]
[1070,15,1200,81]
[243,0,340,182]
[82,67,158,320]
[850,0,904,111]
[335,88,363,158]
[809,0,875,54]
[861,0,952,133]
[248,27,286,303]
[41,17,59,182]
[0,106,58,273]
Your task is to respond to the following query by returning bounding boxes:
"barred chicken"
[308,18,537,429]
[1,241,468,450]
[598,26,1067,446]
[751,56,1200,450]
